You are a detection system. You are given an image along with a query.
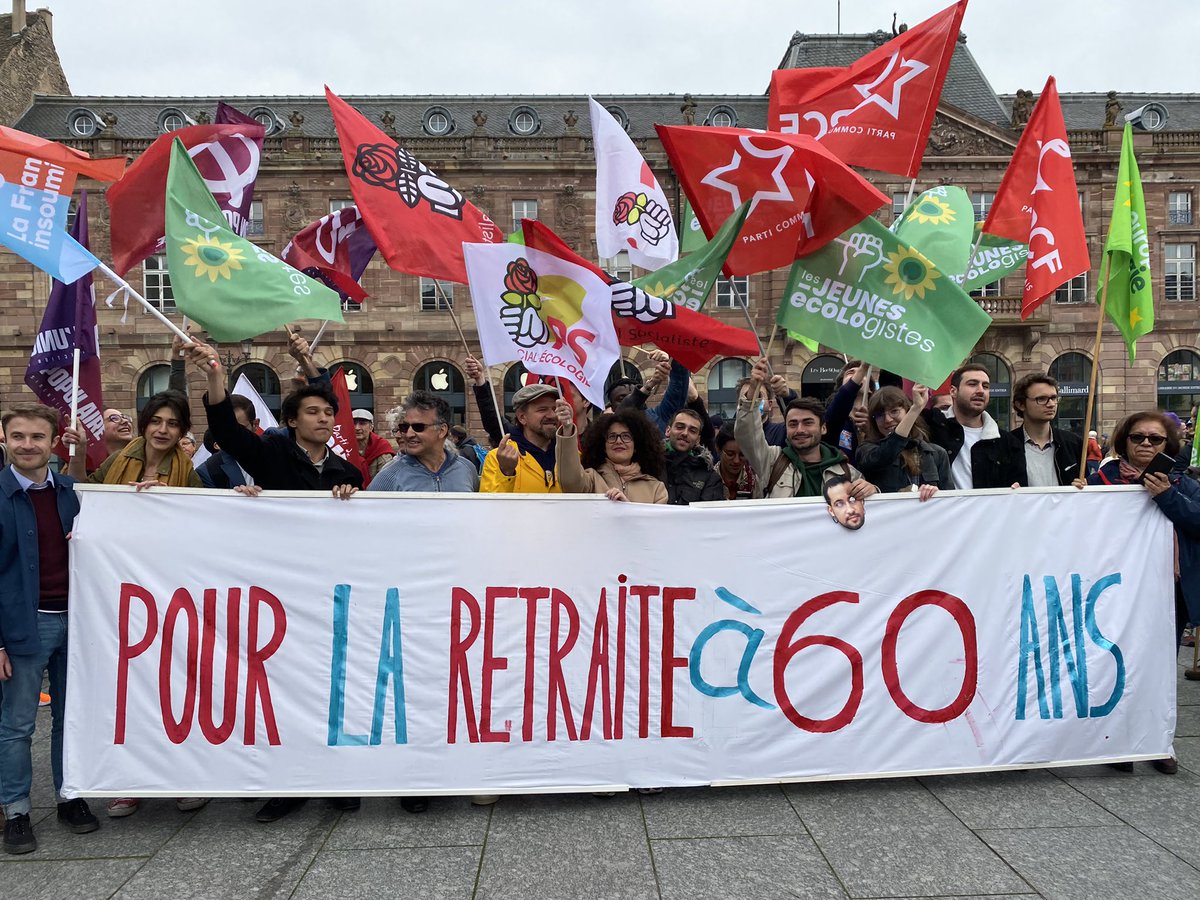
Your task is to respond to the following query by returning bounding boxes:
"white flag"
[232,372,279,430]
[589,97,678,272]
[463,242,618,409]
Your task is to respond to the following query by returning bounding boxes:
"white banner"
[64,486,1175,798]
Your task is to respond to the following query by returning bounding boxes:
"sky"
[41,0,1199,98]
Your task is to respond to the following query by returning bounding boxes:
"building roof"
[1001,91,1200,132]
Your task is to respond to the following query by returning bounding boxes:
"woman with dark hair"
[716,425,755,500]
[555,400,667,503]
[855,384,948,497]
[68,390,202,488]
[1085,409,1200,775]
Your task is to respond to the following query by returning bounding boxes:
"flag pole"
[964,230,984,277]
[435,278,508,441]
[1079,255,1112,478]
[308,320,331,353]
[67,347,81,458]
[904,178,917,209]
[728,279,787,416]
[95,262,217,368]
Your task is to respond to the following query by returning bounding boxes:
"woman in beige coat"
[555,399,668,504]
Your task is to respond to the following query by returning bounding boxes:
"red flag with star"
[767,0,967,178]
[982,76,1089,318]
[656,125,887,276]
[326,87,500,283]
[521,220,760,372]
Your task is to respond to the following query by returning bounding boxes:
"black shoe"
[3,814,36,854]
[255,797,308,823]
[1154,758,1179,775]
[329,797,361,811]
[57,799,99,834]
[1109,762,1135,773]
[400,796,429,814]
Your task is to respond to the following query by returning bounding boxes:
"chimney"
[35,6,49,36]
[12,2,26,34]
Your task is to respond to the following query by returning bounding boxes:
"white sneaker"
[471,795,500,806]
[175,798,209,812]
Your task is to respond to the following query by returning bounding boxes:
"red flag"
[282,206,377,304]
[656,125,887,277]
[522,220,760,372]
[767,0,968,178]
[983,77,1089,318]
[325,87,499,283]
[106,122,266,275]
[0,125,126,183]
[329,368,368,484]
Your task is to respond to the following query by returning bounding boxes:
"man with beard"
[922,363,1001,490]
[735,360,876,500]
[823,475,865,530]
[662,408,724,505]
[480,384,562,493]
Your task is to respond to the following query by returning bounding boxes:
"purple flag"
[282,205,378,306]
[186,101,264,237]
[25,191,108,470]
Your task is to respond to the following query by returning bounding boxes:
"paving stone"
[0,798,192,862]
[0,858,146,900]
[1066,771,1200,868]
[978,824,1198,900]
[920,769,1119,829]
[652,834,847,899]
[786,779,1030,898]
[323,796,489,850]
[291,847,480,899]
[639,784,805,839]
[1173,736,1200,775]
[1174,704,1200,737]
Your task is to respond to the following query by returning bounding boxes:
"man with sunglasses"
[368,392,478,493]
[972,373,1082,488]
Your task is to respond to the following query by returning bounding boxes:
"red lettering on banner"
[518,587,550,741]
[114,582,158,744]
[630,584,660,738]
[614,577,627,740]
[660,588,695,739]
[580,588,612,740]
[773,591,864,733]
[447,587,481,744]
[244,586,286,746]
[547,589,580,741]
[881,590,977,723]
[198,588,240,745]
[158,588,200,744]
[480,587,515,742]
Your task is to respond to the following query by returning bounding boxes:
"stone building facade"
[1,18,1198,442]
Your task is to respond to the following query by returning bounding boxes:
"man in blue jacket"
[0,403,99,853]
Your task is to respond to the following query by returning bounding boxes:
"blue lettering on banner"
[688,587,775,710]
[328,583,368,746]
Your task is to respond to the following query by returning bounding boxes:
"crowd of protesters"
[2,332,1198,854]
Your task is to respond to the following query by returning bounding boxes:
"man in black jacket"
[972,373,1082,488]
[663,408,724,505]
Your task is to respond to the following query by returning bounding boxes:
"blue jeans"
[0,612,68,817]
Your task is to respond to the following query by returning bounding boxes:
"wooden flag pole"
[727,279,789,416]
[1079,255,1113,479]
[763,326,780,363]
[434,279,507,441]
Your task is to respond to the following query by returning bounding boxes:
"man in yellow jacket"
[480,383,563,493]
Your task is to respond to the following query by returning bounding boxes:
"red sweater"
[28,486,69,611]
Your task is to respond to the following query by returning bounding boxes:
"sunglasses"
[393,422,438,434]
[1128,433,1167,446]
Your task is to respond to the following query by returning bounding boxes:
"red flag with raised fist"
[521,220,760,372]
[767,0,967,178]
[656,125,887,277]
[325,87,499,283]
[983,77,1089,318]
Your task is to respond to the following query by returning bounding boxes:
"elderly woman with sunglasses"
[554,399,668,504]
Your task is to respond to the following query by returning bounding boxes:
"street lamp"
[218,339,254,370]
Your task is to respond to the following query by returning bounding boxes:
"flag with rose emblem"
[589,97,678,272]
[164,139,343,341]
[463,242,618,409]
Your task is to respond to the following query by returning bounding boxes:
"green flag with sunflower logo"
[164,139,343,342]
[632,203,749,311]
[893,186,975,279]
[778,215,991,387]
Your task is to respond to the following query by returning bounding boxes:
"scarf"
[722,461,756,500]
[781,442,848,498]
[510,425,556,475]
[609,461,643,484]
[102,437,196,487]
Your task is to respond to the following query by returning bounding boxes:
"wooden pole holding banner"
[1079,254,1113,479]
[67,347,81,458]
[433,279,507,442]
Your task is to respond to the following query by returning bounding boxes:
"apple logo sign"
[344,370,359,391]
[431,367,450,391]
[519,372,532,387]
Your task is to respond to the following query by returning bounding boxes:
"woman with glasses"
[554,400,667,503]
[1086,410,1200,775]
[855,384,948,497]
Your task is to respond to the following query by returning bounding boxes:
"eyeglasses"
[606,432,634,444]
[105,414,132,424]
[394,422,437,434]
[1128,433,1167,446]
[1027,395,1059,406]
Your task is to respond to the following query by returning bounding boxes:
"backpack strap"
[764,452,794,496]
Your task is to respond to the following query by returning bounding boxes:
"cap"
[1165,412,1183,427]
[512,383,559,408]
[1088,430,1097,438]
[351,409,374,423]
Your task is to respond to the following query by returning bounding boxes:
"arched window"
[708,358,750,420]
[503,362,530,416]
[1048,352,1096,436]
[969,352,1013,429]
[330,362,375,414]
[136,364,172,414]
[605,360,642,406]
[231,362,282,419]
[801,354,844,403]
[1158,349,1200,417]
[413,361,466,424]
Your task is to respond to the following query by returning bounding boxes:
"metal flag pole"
[1079,255,1113,479]
[95,262,216,368]
[308,320,331,353]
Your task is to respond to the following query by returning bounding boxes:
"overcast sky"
[42,0,1197,98]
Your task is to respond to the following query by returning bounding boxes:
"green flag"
[778,216,991,387]
[787,330,820,352]
[679,199,707,255]
[1098,122,1153,361]
[893,186,975,279]
[633,203,750,310]
[959,226,1028,293]
[165,139,343,342]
